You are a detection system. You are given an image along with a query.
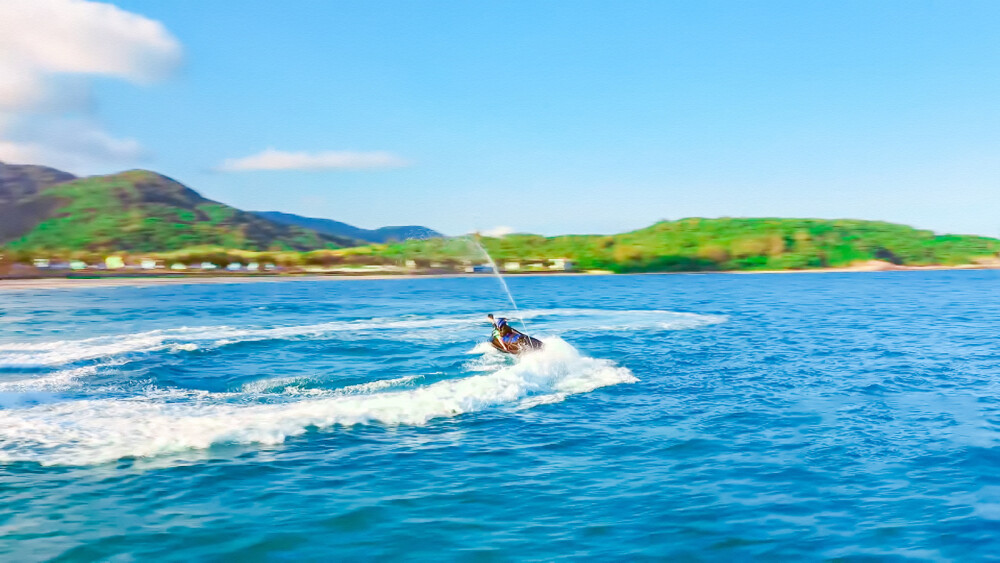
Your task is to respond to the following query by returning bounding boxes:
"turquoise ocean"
[2,272,999,559]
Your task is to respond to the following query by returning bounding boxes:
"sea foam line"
[0,358,131,392]
[0,318,466,368]
[0,308,724,368]
[0,339,636,466]
[239,374,425,396]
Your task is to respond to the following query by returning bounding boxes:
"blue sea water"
[2,272,1000,560]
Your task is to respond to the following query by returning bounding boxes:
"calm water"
[2,272,1000,560]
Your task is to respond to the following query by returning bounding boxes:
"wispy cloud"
[217,149,411,172]
[0,0,181,172]
[0,117,146,172]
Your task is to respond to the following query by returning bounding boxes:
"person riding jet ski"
[488,314,516,350]
[487,314,543,354]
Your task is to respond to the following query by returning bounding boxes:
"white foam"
[463,344,510,372]
[0,339,636,466]
[0,365,99,392]
[0,359,127,392]
[524,308,727,331]
[239,375,311,395]
[334,374,425,395]
[0,327,241,368]
[467,341,497,354]
[0,317,475,368]
[240,374,424,396]
[0,309,724,368]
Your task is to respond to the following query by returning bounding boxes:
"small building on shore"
[549,258,575,271]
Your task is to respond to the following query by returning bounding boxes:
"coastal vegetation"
[3,161,1000,275]
[353,218,1000,272]
[5,218,1000,276]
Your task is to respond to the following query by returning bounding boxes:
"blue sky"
[5,1,1000,236]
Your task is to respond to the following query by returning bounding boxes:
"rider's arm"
[493,328,508,351]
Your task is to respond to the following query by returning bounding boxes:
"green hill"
[0,167,354,252]
[356,218,1000,272]
[3,160,998,272]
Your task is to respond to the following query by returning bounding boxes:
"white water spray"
[471,237,527,330]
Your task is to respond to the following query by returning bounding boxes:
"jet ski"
[490,326,543,354]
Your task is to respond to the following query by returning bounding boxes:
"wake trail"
[0,339,636,466]
[0,309,725,369]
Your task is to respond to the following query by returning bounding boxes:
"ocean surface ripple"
[1,272,999,559]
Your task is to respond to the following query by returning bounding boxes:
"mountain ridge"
[253,211,442,243]
[0,164,354,251]
[0,161,442,252]
[0,161,77,205]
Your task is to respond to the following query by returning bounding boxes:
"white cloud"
[0,0,181,110]
[0,0,180,172]
[217,149,411,172]
[0,117,146,172]
[480,226,515,238]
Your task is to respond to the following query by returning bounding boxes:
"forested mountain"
[0,165,353,252]
[0,161,443,253]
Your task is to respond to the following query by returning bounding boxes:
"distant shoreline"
[0,262,996,291]
[0,272,598,291]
